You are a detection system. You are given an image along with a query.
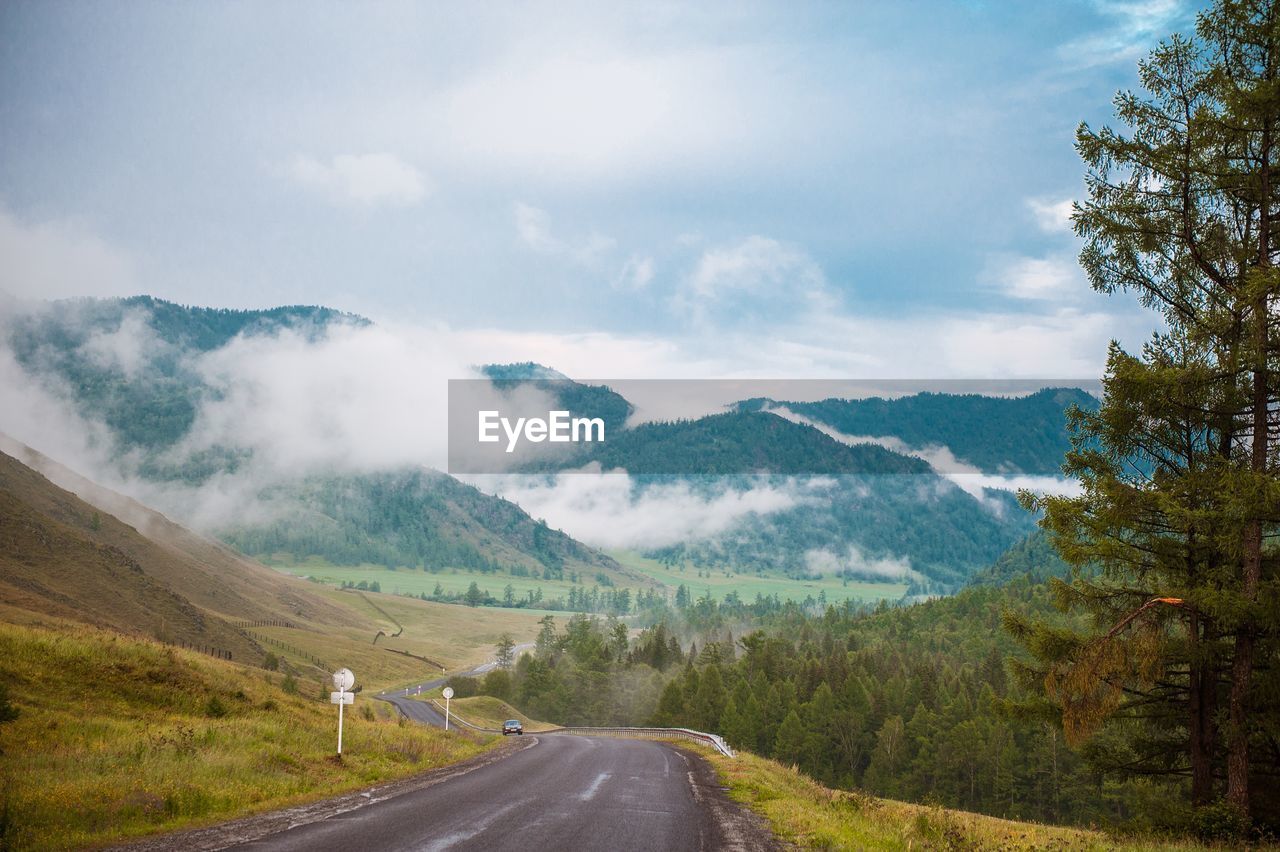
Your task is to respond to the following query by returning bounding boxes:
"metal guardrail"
[424,699,735,759]
[557,726,736,759]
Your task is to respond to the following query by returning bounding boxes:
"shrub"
[1189,800,1252,843]
[0,684,19,724]
[445,675,479,698]
[481,669,512,701]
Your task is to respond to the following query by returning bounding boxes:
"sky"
[0,0,1201,379]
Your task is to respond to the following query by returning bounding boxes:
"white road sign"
[442,686,454,699]
[333,668,355,691]
[330,691,354,704]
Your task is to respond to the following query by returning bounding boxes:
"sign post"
[331,668,355,755]
[442,685,454,731]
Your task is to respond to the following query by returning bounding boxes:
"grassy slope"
[0,451,262,661]
[253,589,548,691]
[705,748,1216,851]
[424,695,560,732]
[0,440,357,629]
[0,445,545,692]
[0,621,493,851]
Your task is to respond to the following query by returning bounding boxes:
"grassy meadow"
[0,621,495,850]
[250,588,549,692]
[607,549,907,606]
[261,548,907,619]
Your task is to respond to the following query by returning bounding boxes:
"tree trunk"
[1189,612,1216,805]
[1228,234,1270,813]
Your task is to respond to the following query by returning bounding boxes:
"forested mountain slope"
[219,467,642,582]
[738,387,1097,473]
[2,298,1068,592]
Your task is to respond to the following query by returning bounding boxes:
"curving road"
[118,645,774,851]
[376,643,534,728]
[230,733,772,851]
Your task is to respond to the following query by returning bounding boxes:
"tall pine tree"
[1014,0,1280,823]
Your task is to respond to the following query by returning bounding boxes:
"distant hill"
[738,387,1097,474]
[480,362,634,437]
[4,295,365,458]
[1,297,1070,594]
[558,411,932,475]
[645,475,1036,588]
[964,529,1071,587]
[218,467,647,583]
[0,303,640,585]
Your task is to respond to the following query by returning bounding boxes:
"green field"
[262,549,907,617]
[606,549,907,605]
[261,556,602,602]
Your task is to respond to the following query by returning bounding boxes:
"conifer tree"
[1014,0,1280,820]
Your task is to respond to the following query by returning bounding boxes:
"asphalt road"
[231,733,765,852]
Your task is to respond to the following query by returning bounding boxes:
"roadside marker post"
[331,668,355,755]
[442,686,454,731]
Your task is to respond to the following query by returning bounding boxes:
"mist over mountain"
[218,467,629,580]
[6,296,367,459]
[1,297,1078,594]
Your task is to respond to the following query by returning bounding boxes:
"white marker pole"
[443,685,454,731]
[332,668,356,756]
[337,687,345,754]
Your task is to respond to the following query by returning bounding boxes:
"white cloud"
[676,235,835,325]
[764,403,975,471]
[470,472,822,550]
[434,50,754,181]
[288,153,428,207]
[78,308,163,379]
[0,344,119,480]
[0,292,1138,531]
[804,545,920,582]
[514,202,557,253]
[512,201,615,263]
[1059,0,1188,68]
[178,322,464,477]
[1027,197,1075,234]
[991,254,1084,301]
[614,255,654,291]
[0,206,137,300]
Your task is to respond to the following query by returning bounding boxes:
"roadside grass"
[0,621,494,851]
[420,695,559,733]
[703,748,1221,851]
